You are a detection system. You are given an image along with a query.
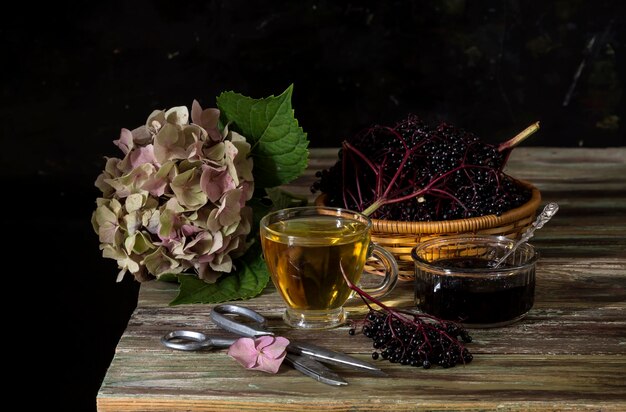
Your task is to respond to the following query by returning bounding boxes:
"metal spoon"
[493,202,559,268]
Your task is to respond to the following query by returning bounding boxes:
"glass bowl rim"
[411,234,539,274]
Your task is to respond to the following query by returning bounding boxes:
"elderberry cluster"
[311,115,531,221]
[349,309,473,369]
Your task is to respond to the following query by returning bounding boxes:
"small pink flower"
[227,336,290,374]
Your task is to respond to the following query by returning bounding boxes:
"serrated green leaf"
[169,242,270,305]
[217,84,309,190]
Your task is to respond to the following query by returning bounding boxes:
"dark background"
[3,1,623,410]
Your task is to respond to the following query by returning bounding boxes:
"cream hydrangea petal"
[116,268,127,283]
[130,231,155,255]
[123,210,142,237]
[196,263,222,283]
[209,253,232,272]
[183,123,206,143]
[204,142,226,162]
[94,203,121,244]
[216,188,243,227]
[159,209,180,240]
[222,220,240,237]
[143,247,183,277]
[109,198,123,215]
[240,181,255,202]
[231,133,254,182]
[104,157,122,177]
[106,163,154,198]
[206,208,222,233]
[171,241,196,262]
[96,159,122,189]
[233,206,252,237]
[184,231,212,255]
[171,168,208,210]
[146,110,166,132]
[154,123,188,163]
[208,230,223,254]
[165,106,189,126]
[102,244,140,282]
[223,140,239,185]
[131,125,152,145]
[143,209,160,234]
[124,234,136,255]
[125,193,145,213]
[164,197,185,213]
[95,157,122,197]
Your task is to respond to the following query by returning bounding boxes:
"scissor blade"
[288,341,386,376]
[284,353,347,386]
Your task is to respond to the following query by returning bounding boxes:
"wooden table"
[98,147,626,411]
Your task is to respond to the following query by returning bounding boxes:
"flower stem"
[498,121,540,152]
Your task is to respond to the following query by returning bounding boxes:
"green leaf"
[169,242,270,305]
[266,187,309,210]
[157,273,178,283]
[247,196,272,238]
[217,84,309,190]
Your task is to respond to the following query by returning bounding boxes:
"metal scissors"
[161,304,385,386]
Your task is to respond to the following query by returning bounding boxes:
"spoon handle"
[519,202,559,243]
[494,202,559,268]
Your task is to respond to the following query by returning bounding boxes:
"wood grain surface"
[98,147,626,411]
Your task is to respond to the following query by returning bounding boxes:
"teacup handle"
[360,244,399,298]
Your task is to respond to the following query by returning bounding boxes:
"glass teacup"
[260,206,399,329]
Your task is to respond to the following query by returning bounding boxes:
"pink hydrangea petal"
[254,335,277,351]
[191,100,203,126]
[264,336,290,359]
[200,165,236,203]
[227,337,258,369]
[113,128,133,154]
[252,352,284,374]
[129,145,158,169]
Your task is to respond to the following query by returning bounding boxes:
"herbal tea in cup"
[260,206,398,329]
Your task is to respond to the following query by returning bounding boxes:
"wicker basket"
[316,179,541,281]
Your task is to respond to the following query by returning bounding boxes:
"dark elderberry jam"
[414,257,535,327]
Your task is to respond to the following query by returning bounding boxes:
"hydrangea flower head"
[92,101,254,284]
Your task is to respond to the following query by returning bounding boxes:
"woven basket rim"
[315,179,541,235]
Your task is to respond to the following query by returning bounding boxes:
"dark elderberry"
[344,274,474,370]
[312,115,537,221]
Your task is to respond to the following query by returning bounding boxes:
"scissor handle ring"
[211,304,272,337]
[161,330,209,351]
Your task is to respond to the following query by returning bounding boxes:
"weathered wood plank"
[98,147,626,411]
[99,350,626,410]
